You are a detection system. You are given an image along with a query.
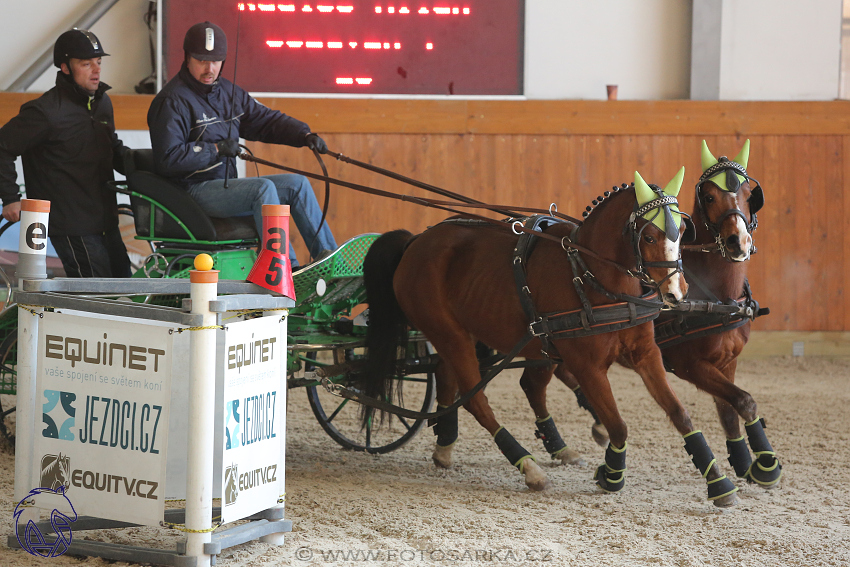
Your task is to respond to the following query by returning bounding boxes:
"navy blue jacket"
[148,65,312,188]
[0,72,128,236]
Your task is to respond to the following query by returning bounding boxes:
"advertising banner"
[32,312,173,526]
[220,316,283,523]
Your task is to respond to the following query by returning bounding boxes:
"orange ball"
[194,253,214,271]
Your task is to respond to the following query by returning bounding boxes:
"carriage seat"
[123,149,258,244]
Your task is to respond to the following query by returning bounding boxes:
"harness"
[501,214,666,359]
[656,281,768,375]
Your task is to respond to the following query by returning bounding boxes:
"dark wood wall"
[2,94,848,331]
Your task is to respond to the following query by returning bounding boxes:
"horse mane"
[580,182,634,224]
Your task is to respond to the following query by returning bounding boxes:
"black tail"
[360,229,414,427]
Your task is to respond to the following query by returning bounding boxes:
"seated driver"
[147,21,336,268]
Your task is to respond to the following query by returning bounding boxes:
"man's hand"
[216,138,241,158]
[305,133,328,154]
[2,201,21,223]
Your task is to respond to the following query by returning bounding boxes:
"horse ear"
[701,140,718,171]
[634,171,654,206]
[663,166,685,198]
[733,139,750,169]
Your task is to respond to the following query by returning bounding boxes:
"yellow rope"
[16,304,43,318]
[170,325,225,334]
[160,520,222,533]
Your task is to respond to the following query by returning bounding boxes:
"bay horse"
[358,169,737,505]
[533,140,780,498]
[656,140,780,487]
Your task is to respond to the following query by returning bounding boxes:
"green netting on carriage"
[291,233,379,310]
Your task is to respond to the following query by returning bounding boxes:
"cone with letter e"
[247,204,295,299]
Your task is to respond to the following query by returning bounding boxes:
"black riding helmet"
[184,21,227,61]
[53,29,109,68]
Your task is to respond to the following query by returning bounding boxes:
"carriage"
[0,141,780,507]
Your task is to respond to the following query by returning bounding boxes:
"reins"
[241,151,654,280]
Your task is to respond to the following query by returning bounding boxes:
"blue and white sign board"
[220,316,283,524]
[33,312,173,526]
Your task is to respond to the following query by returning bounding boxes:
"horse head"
[696,140,762,262]
[633,168,690,305]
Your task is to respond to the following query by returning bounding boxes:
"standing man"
[147,21,336,268]
[0,29,132,278]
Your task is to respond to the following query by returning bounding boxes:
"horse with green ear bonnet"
[697,140,764,243]
[634,166,687,242]
[628,167,694,289]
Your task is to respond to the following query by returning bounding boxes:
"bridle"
[694,158,764,259]
[621,185,689,292]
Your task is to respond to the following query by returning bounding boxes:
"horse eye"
[705,195,715,204]
[643,234,656,244]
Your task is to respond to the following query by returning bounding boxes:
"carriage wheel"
[0,331,17,448]
[305,341,435,454]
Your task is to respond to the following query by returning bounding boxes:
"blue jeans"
[187,174,336,266]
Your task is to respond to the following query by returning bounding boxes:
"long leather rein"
[241,151,675,286]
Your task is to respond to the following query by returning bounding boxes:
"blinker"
[748,185,765,215]
[725,169,741,192]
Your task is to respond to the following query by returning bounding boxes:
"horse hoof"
[712,491,739,508]
[522,459,550,491]
[591,423,609,448]
[432,444,454,469]
[554,447,586,467]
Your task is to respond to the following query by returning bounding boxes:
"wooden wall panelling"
[793,136,816,330]
[3,93,848,331]
[821,136,843,331]
[840,136,850,331]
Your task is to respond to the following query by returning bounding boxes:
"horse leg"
[714,396,752,478]
[431,359,459,469]
[722,360,782,487]
[554,364,609,447]
[518,364,585,466]
[556,352,631,494]
[677,358,782,487]
[630,344,739,507]
[431,335,549,491]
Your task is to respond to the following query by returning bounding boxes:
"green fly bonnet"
[633,167,688,242]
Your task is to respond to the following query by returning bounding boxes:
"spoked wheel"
[304,341,435,454]
[0,331,17,448]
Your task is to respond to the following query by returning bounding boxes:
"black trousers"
[50,226,132,278]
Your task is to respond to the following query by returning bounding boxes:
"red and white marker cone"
[247,204,295,299]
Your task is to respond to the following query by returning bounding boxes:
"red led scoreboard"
[164,1,524,95]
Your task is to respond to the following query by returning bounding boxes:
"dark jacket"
[0,72,128,236]
[147,64,312,189]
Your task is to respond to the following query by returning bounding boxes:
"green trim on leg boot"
[684,431,738,501]
[594,442,626,493]
[744,417,782,487]
[534,415,568,458]
[494,426,534,470]
[726,436,752,478]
